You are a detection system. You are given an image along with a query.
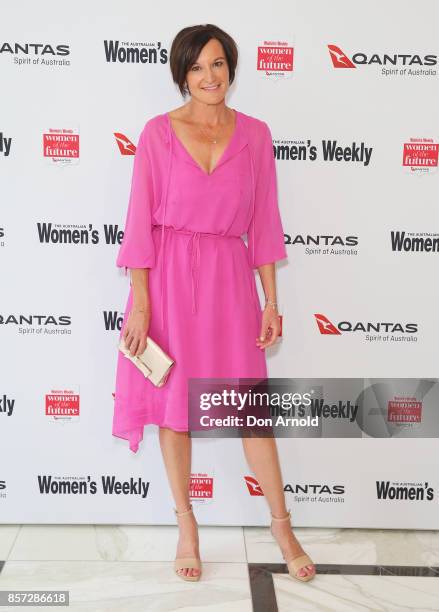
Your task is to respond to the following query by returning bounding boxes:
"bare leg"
[158,427,200,578]
[242,436,315,578]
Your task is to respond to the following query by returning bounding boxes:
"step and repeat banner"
[1,1,438,528]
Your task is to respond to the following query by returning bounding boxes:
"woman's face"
[185,38,230,103]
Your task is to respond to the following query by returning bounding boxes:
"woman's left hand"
[256,306,281,349]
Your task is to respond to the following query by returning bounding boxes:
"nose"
[204,66,215,81]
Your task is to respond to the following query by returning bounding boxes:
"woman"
[113,23,316,583]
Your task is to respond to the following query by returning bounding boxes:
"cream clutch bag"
[118,335,175,387]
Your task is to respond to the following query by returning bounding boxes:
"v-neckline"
[167,109,239,177]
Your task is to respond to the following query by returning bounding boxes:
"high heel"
[270,508,315,582]
[174,503,202,582]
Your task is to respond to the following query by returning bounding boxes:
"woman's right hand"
[123,307,151,357]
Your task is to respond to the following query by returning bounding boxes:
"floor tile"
[0,560,252,611]
[8,525,246,563]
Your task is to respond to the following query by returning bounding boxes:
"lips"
[202,85,220,90]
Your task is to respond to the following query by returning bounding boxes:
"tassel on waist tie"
[152,224,242,331]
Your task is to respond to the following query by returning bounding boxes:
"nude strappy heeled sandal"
[270,508,315,582]
[174,503,202,582]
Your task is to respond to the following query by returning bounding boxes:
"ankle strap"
[174,503,193,516]
[271,508,291,522]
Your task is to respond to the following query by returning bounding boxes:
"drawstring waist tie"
[152,224,242,330]
[153,112,256,332]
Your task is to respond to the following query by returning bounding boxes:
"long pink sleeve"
[247,121,288,269]
[116,126,156,274]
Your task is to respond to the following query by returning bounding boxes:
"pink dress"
[112,109,288,452]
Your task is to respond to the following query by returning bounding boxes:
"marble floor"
[0,523,438,611]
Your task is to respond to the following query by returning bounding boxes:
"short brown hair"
[169,24,238,97]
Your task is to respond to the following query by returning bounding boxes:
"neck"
[184,100,231,127]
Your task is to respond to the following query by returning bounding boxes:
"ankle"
[174,503,193,517]
[271,508,291,522]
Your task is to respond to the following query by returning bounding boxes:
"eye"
[189,60,224,71]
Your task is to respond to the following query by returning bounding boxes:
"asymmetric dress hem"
[112,109,288,453]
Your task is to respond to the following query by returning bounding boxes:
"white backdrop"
[1,0,438,528]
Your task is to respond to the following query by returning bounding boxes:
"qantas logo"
[245,476,346,497]
[114,133,136,156]
[0,314,71,326]
[0,42,70,56]
[285,234,358,247]
[244,476,264,496]
[314,313,418,335]
[328,45,356,68]
[314,314,341,335]
[328,44,437,69]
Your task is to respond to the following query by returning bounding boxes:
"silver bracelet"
[264,299,278,309]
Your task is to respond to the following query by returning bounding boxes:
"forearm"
[130,268,151,311]
[257,263,277,305]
